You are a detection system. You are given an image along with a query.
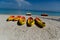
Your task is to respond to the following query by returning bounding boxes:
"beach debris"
[6,16,15,21]
[35,17,46,28]
[26,17,35,27]
[26,13,31,16]
[17,16,26,25]
[41,13,48,16]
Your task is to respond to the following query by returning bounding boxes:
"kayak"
[35,17,46,28]
[14,16,21,21]
[6,16,46,28]
[27,17,35,27]
[6,16,15,21]
[17,16,26,25]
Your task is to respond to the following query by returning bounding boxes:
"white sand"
[0,15,60,40]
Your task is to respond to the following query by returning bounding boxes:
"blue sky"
[0,0,60,11]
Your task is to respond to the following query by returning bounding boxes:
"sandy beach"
[0,14,60,40]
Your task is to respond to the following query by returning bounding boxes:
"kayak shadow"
[17,21,22,26]
[26,20,32,27]
[43,17,60,22]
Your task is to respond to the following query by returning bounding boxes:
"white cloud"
[16,0,31,7]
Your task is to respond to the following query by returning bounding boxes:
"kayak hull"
[27,17,34,27]
[35,17,46,28]
[6,16,15,21]
[14,16,21,21]
[17,16,26,25]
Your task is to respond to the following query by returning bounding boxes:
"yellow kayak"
[6,16,15,21]
[17,16,26,25]
[35,17,46,28]
[27,17,35,27]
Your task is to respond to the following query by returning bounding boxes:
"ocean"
[0,9,60,16]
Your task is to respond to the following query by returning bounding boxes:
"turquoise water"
[0,9,60,16]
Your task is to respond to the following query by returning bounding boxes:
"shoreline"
[0,14,60,16]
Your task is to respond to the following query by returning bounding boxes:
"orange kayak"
[27,17,34,27]
[14,16,21,21]
[6,16,15,21]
